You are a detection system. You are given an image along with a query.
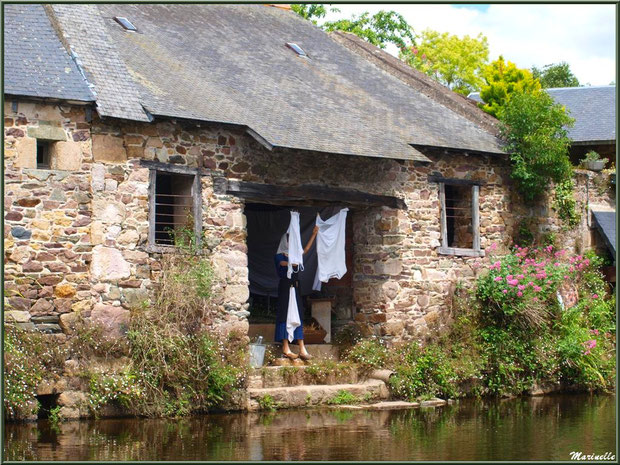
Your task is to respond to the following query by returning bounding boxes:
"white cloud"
[322,3,616,86]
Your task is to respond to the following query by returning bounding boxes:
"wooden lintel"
[217,178,406,209]
[139,159,211,176]
[428,175,486,186]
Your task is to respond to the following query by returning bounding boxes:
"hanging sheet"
[313,208,349,291]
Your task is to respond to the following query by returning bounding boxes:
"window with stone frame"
[437,181,483,257]
[147,165,202,251]
[36,140,52,169]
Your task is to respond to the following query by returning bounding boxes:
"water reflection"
[4,394,616,461]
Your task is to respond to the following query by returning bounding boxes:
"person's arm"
[303,225,319,255]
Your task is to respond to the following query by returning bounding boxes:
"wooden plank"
[472,185,481,252]
[147,169,156,248]
[428,175,486,186]
[139,159,208,176]
[193,173,202,249]
[437,246,485,257]
[221,178,406,209]
[439,183,448,248]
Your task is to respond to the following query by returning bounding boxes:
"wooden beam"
[428,175,486,186]
[139,159,210,176]
[439,183,448,248]
[472,184,480,251]
[216,178,406,209]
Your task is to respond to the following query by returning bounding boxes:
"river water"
[4,394,616,461]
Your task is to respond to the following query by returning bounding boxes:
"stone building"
[3,4,613,349]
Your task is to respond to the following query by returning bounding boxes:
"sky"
[321,3,616,86]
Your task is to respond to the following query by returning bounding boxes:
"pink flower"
[502,289,508,294]
[517,274,525,280]
[554,262,560,267]
[517,291,523,297]
[528,281,534,286]
[592,294,599,299]
[507,275,513,280]
[533,297,538,302]
[488,242,498,252]
[518,285,525,291]
[533,286,542,292]
[494,276,503,282]
[584,339,597,349]
[508,279,519,286]
[590,329,600,336]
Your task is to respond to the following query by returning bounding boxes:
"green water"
[4,394,616,461]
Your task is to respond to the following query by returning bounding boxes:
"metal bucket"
[249,343,266,368]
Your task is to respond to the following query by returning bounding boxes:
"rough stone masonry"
[7,100,611,348]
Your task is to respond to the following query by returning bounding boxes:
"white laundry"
[286,286,301,342]
[286,211,304,279]
[313,208,348,291]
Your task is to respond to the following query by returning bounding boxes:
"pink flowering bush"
[474,245,615,392]
[476,245,586,329]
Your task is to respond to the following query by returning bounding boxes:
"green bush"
[4,326,67,420]
[390,344,459,400]
[343,337,390,374]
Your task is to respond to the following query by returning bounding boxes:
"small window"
[149,169,201,250]
[114,16,137,31]
[286,42,307,57]
[438,182,483,257]
[37,140,51,169]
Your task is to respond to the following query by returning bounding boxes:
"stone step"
[251,364,359,388]
[247,378,389,411]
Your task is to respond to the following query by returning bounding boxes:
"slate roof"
[547,86,616,143]
[43,4,505,161]
[592,210,616,258]
[468,86,616,143]
[3,4,94,102]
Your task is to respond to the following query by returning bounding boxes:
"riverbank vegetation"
[5,241,614,420]
[340,245,615,401]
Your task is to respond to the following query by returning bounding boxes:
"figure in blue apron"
[274,225,318,360]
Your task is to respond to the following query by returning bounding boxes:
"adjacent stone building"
[4,3,614,353]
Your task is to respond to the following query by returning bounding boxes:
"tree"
[499,90,574,202]
[479,56,541,117]
[290,4,334,25]
[322,10,415,50]
[400,30,489,96]
[531,62,580,88]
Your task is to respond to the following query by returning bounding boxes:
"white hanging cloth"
[313,208,349,291]
[286,211,304,279]
[286,286,301,342]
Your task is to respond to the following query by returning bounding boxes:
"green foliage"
[48,405,62,426]
[257,394,279,411]
[389,344,459,401]
[582,150,608,164]
[552,179,581,228]
[304,360,356,384]
[323,10,415,49]
[290,4,338,25]
[380,247,616,400]
[4,326,67,420]
[326,390,361,405]
[126,317,245,417]
[87,370,145,417]
[343,337,390,374]
[531,62,580,88]
[400,30,489,95]
[498,90,574,202]
[479,56,541,117]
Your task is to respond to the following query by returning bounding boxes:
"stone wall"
[5,99,614,350]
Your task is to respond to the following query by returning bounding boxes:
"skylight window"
[286,42,307,57]
[114,17,137,31]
